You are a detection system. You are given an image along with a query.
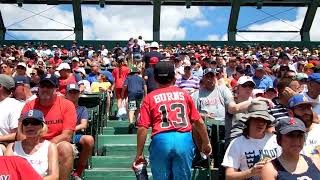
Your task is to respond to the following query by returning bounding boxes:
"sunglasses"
[30,73,36,76]
[40,82,55,88]
[22,120,42,126]
[241,84,254,88]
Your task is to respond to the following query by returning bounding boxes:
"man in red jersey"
[20,74,77,180]
[134,61,211,180]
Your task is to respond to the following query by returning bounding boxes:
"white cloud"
[194,20,210,27]
[208,34,220,41]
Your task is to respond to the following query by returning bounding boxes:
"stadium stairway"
[83,120,211,180]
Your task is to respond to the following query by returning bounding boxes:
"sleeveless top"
[13,140,50,177]
[272,155,320,180]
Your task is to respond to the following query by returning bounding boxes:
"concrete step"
[91,156,149,168]
[106,120,129,127]
[103,127,152,135]
[97,134,151,150]
[102,144,149,156]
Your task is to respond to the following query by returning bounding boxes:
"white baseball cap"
[237,76,256,86]
[17,62,27,69]
[72,57,80,62]
[150,41,159,49]
[56,63,71,71]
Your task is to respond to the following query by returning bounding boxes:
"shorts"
[128,99,142,111]
[57,141,79,159]
[149,131,195,180]
[73,134,83,144]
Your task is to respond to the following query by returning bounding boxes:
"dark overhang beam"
[0,11,5,40]
[153,0,161,41]
[72,0,83,40]
[300,0,319,42]
[228,0,240,41]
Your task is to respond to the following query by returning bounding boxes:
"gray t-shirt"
[192,85,234,123]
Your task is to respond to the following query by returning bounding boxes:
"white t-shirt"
[13,140,50,177]
[0,98,24,137]
[301,123,320,158]
[222,133,281,173]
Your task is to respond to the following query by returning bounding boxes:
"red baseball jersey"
[137,86,201,137]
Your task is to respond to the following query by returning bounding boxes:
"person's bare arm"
[0,128,17,142]
[44,143,59,180]
[50,130,74,144]
[75,119,88,131]
[226,161,266,180]
[121,85,128,99]
[311,156,320,171]
[144,85,147,97]
[4,143,14,156]
[260,162,277,180]
[193,118,211,155]
[135,126,148,160]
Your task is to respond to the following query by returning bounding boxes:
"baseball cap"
[276,117,306,135]
[0,74,15,91]
[75,67,86,75]
[133,54,142,61]
[294,73,308,81]
[56,63,71,71]
[40,74,58,87]
[255,64,264,71]
[305,63,315,69]
[241,100,275,123]
[14,76,30,85]
[72,57,79,62]
[130,67,140,73]
[17,62,27,69]
[288,94,315,108]
[237,76,256,86]
[52,45,58,48]
[21,109,45,124]
[66,83,80,92]
[203,68,216,76]
[150,42,159,49]
[149,57,159,65]
[307,73,320,83]
[266,86,277,93]
[154,61,175,78]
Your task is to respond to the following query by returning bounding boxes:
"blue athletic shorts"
[149,131,195,180]
[73,134,83,144]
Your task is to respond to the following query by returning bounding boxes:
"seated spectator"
[222,100,281,179]
[91,73,111,93]
[253,64,274,91]
[261,117,320,179]
[14,62,29,78]
[57,63,77,96]
[0,74,24,155]
[20,74,77,180]
[5,109,59,179]
[175,65,200,94]
[0,62,14,76]
[13,76,37,103]
[76,68,91,94]
[65,84,94,180]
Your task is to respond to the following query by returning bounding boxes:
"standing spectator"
[143,42,164,69]
[5,109,59,179]
[20,74,77,180]
[175,65,200,94]
[222,100,280,179]
[56,63,77,96]
[144,57,158,93]
[253,64,274,91]
[134,61,211,180]
[137,36,145,52]
[76,68,91,93]
[112,57,130,111]
[66,84,94,180]
[122,67,147,132]
[261,117,320,179]
[0,75,24,155]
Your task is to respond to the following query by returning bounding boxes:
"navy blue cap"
[21,109,45,123]
[40,74,58,87]
[203,68,216,76]
[276,117,306,134]
[14,76,30,85]
[66,83,80,92]
[307,73,320,83]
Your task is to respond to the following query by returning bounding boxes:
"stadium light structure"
[17,0,23,7]
[257,0,263,9]
[99,0,105,8]
[47,0,59,5]
[186,0,191,9]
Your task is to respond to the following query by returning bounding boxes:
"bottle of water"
[133,162,148,180]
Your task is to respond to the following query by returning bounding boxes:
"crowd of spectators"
[0,36,320,179]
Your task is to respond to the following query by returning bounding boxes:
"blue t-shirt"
[86,71,114,84]
[145,67,157,93]
[253,75,273,91]
[76,106,88,125]
[124,74,145,99]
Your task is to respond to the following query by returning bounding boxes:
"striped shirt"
[268,98,289,123]
[175,75,200,93]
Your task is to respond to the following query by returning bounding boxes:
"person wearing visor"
[5,109,59,179]
[261,117,320,179]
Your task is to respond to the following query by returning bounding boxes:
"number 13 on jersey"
[158,103,188,129]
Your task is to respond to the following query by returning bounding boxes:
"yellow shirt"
[91,82,111,92]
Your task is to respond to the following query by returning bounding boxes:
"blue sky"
[1,4,319,41]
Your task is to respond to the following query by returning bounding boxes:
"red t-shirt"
[21,96,76,140]
[137,86,201,137]
[230,78,238,90]
[0,156,43,180]
[58,74,77,95]
[48,58,62,66]
[112,66,130,89]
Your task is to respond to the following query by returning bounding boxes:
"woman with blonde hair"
[5,109,59,180]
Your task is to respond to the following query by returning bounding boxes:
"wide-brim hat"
[240,100,275,123]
